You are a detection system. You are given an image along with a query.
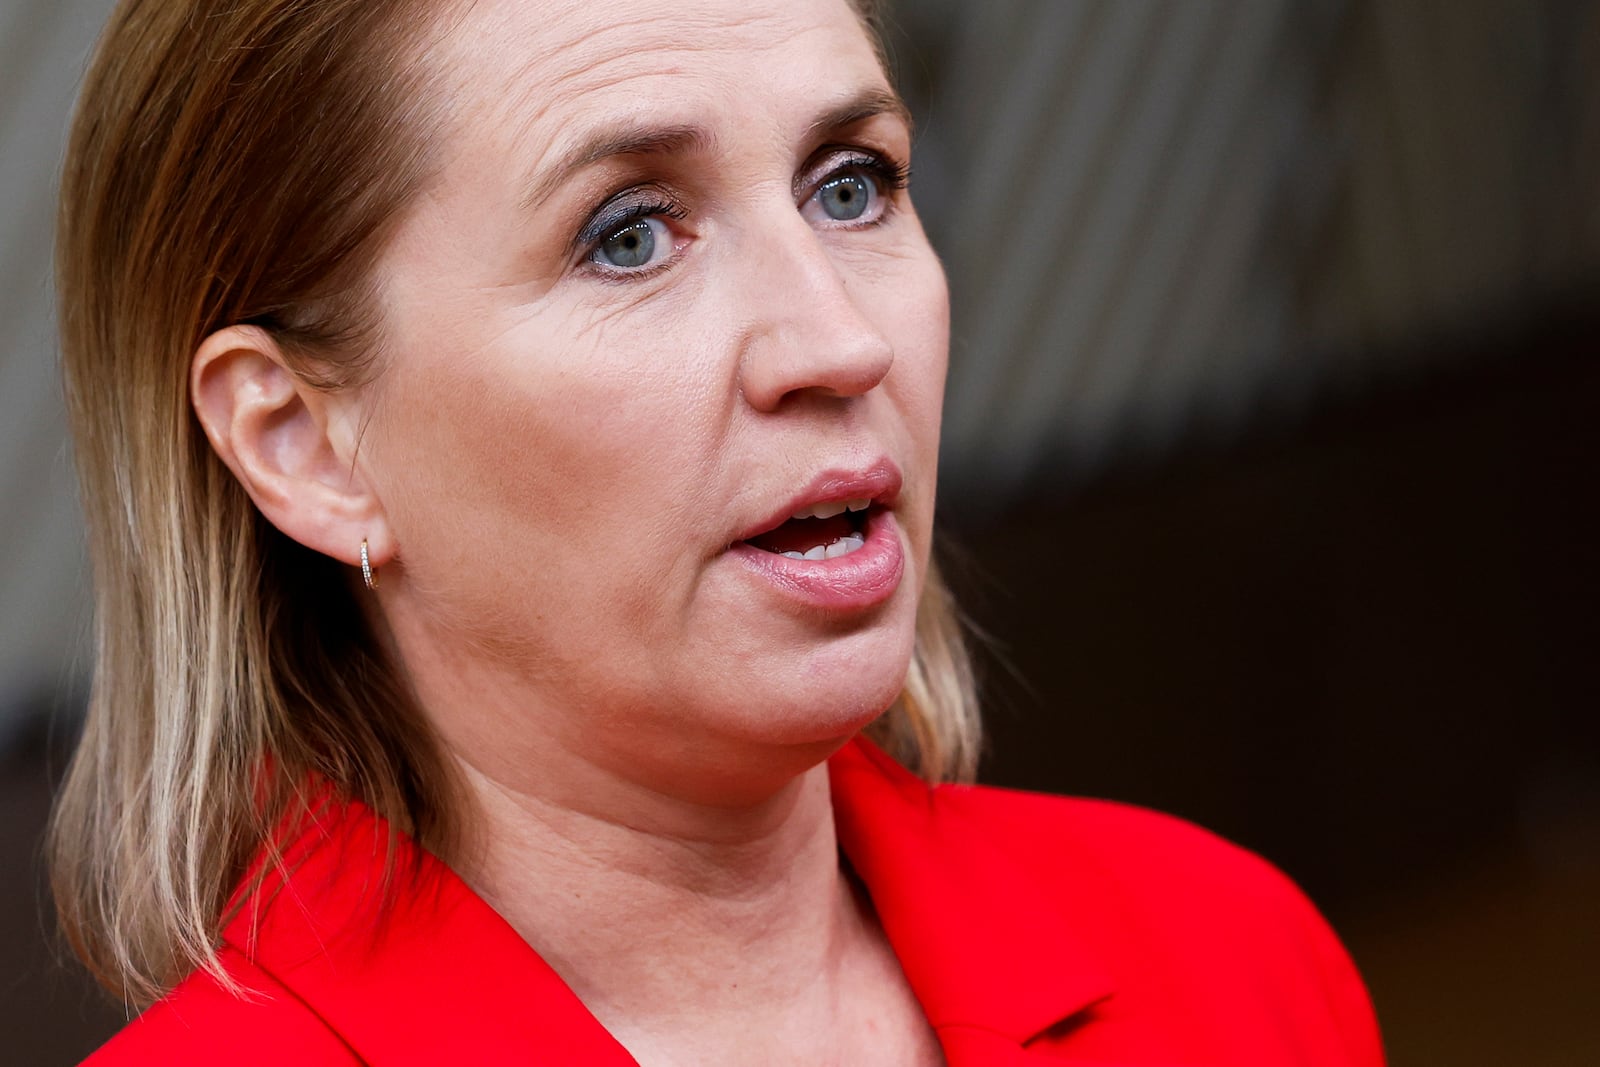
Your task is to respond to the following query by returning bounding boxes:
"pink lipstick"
[728,459,906,612]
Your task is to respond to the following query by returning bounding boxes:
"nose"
[735,210,896,412]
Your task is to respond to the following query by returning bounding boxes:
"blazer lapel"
[223,797,637,1065]
[829,738,1118,1061]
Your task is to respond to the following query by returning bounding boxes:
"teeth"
[792,501,847,520]
[789,498,873,521]
[824,534,866,558]
[778,534,867,562]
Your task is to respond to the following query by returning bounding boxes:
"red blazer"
[86,738,1385,1065]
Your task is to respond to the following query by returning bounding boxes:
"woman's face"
[363,0,948,782]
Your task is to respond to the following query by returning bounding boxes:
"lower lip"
[727,510,905,613]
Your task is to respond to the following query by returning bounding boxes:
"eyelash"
[577,194,688,254]
[829,153,912,204]
[575,149,912,279]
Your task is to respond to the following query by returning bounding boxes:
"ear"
[190,325,391,571]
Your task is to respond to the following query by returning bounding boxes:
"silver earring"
[360,539,378,590]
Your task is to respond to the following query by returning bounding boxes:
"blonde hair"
[49,0,979,1010]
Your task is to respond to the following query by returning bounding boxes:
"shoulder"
[932,780,1300,907]
[929,782,1386,1063]
[930,779,1340,959]
[840,738,1341,944]
[82,947,358,1066]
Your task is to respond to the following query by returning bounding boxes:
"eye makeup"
[563,138,914,281]
[570,182,688,259]
[797,146,911,204]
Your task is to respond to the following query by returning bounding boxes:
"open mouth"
[742,498,874,561]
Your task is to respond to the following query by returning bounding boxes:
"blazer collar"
[829,738,1116,1045]
[223,736,1114,1062]
[223,796,636,1063]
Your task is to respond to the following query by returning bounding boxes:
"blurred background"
[3,0,1597,1062]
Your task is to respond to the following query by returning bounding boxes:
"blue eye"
[592,216,670,270]
[817,173,873,221]
[801,153,909,228]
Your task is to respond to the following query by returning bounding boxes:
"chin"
[731,619,917,749]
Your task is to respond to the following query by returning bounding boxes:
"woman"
[51,0,1385,1063]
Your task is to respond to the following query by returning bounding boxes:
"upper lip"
[732,458,903,544]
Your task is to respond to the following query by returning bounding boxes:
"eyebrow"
[521,125,710,212]
[807,88,914,141]
[519,87,915,214]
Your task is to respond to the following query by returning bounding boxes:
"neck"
[387,623,937,1063]
[453,746,869,1054]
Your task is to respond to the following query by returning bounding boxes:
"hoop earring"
[360,539,378,590]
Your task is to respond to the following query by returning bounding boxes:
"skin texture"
[191,0,949,1061]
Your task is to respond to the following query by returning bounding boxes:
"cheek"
[877,248,949,408]
[366,323,722,637]
[884,253,950,577]
[874,250,950,469]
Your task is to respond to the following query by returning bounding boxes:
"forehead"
[426,0,887,159]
